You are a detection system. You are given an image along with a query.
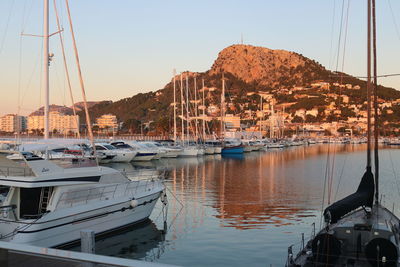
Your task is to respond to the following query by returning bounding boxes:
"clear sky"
[1,0,400,116]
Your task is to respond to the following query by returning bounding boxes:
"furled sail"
[324,168,375,224]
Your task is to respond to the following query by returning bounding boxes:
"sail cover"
[324,168,375,224]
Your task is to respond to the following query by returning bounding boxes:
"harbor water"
[70,144,400,266]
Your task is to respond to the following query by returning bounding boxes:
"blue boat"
[221,145,244,154]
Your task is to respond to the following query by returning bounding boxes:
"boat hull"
[221,146,244,154]
[131,153,156,161]
[4,191,162,248]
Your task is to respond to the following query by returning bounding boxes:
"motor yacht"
[0,150,165,247]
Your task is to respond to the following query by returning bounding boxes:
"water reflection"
[92,144,400,266]
[70,220,165,260]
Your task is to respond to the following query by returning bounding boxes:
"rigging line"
[52,60,65,106]
[330,73,400,79]
[387,0,400,41]
[0,0,15,56]
[319,142,331,230]
[20,49,42,110]
[328,145,337,205]
[388,150,400,198]
[334,154,347,201]
[328,0,337,70]
[54,0,81,138]
[334,0,346,73]
[21,0,35,33]
[340,0,351,80]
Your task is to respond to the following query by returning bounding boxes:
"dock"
[0,240,177,267]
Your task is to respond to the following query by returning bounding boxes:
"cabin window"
[20,188,42,219]
[0,186,10,204]
[95,146,105,150]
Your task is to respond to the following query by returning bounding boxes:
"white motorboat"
[178,146,199,157]
[266,142,285,149]
[113,141,157,161]
[0,150,164,247]
[94,143,136,163]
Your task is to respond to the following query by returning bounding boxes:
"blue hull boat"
[221,145,244,154]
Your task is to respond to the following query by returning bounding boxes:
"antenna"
[241,33,243,45]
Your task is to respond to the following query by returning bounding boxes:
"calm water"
[74,145,400,266]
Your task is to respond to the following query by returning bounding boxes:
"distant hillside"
[210,44,331,88]
[30,102,100,116]
[80,44,400,134]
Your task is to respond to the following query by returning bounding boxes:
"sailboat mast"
[180,74,184,142]
[43,0,50,139]
[260,96,263,138]
[173,69,177,144]
[221,75,226,137]
[366,0,372,169]
[186,75,190,143]
[202,79,206,140]
[194,77,198,141]
[372,0,379,204]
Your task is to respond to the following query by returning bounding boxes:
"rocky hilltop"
[209,45,330,88]
[80,44,400,135]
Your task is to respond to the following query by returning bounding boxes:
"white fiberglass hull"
[213,147,222,154]
[132,153,156,161]
[204,147,215,155]
[111,151,136,163]
[3,191,162,248]
[197,148,205,156]
[163,150,180,158]
[179,148,198,157]
[243,146,253,152]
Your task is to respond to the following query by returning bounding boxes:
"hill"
[79,44,400,135]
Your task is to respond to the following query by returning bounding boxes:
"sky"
[1,0,400,116]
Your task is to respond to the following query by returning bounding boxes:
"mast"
[43,0,49,139]
[372,0,379,204]
[194,77,198,142]
[221,74,226,138]
[65,0,97,160]
[53,0,80,138]
[173,69,177,144]
[366,0,372,169]
[186,75,190,143]
[202,79,206,140]
[260,95,263,138]
[180,74,184,143]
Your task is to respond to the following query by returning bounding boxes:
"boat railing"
[0,165,34,177]
[122,169,169,181]
[56,178,163,209]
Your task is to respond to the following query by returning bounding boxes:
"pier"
[0,240,176,267]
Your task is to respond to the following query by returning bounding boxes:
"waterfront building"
[28,111,79,134]
[0,114,27,133]
[96,114,118,132]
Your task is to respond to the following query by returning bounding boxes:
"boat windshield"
[103,145,116,150]
[112,143,132,149]
[0,151,35,177]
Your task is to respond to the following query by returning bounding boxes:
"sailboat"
[220,75,244,154]
[286,1,400,266]
[0,0,165,247]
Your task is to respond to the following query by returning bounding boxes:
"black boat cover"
[324,167,375,224]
